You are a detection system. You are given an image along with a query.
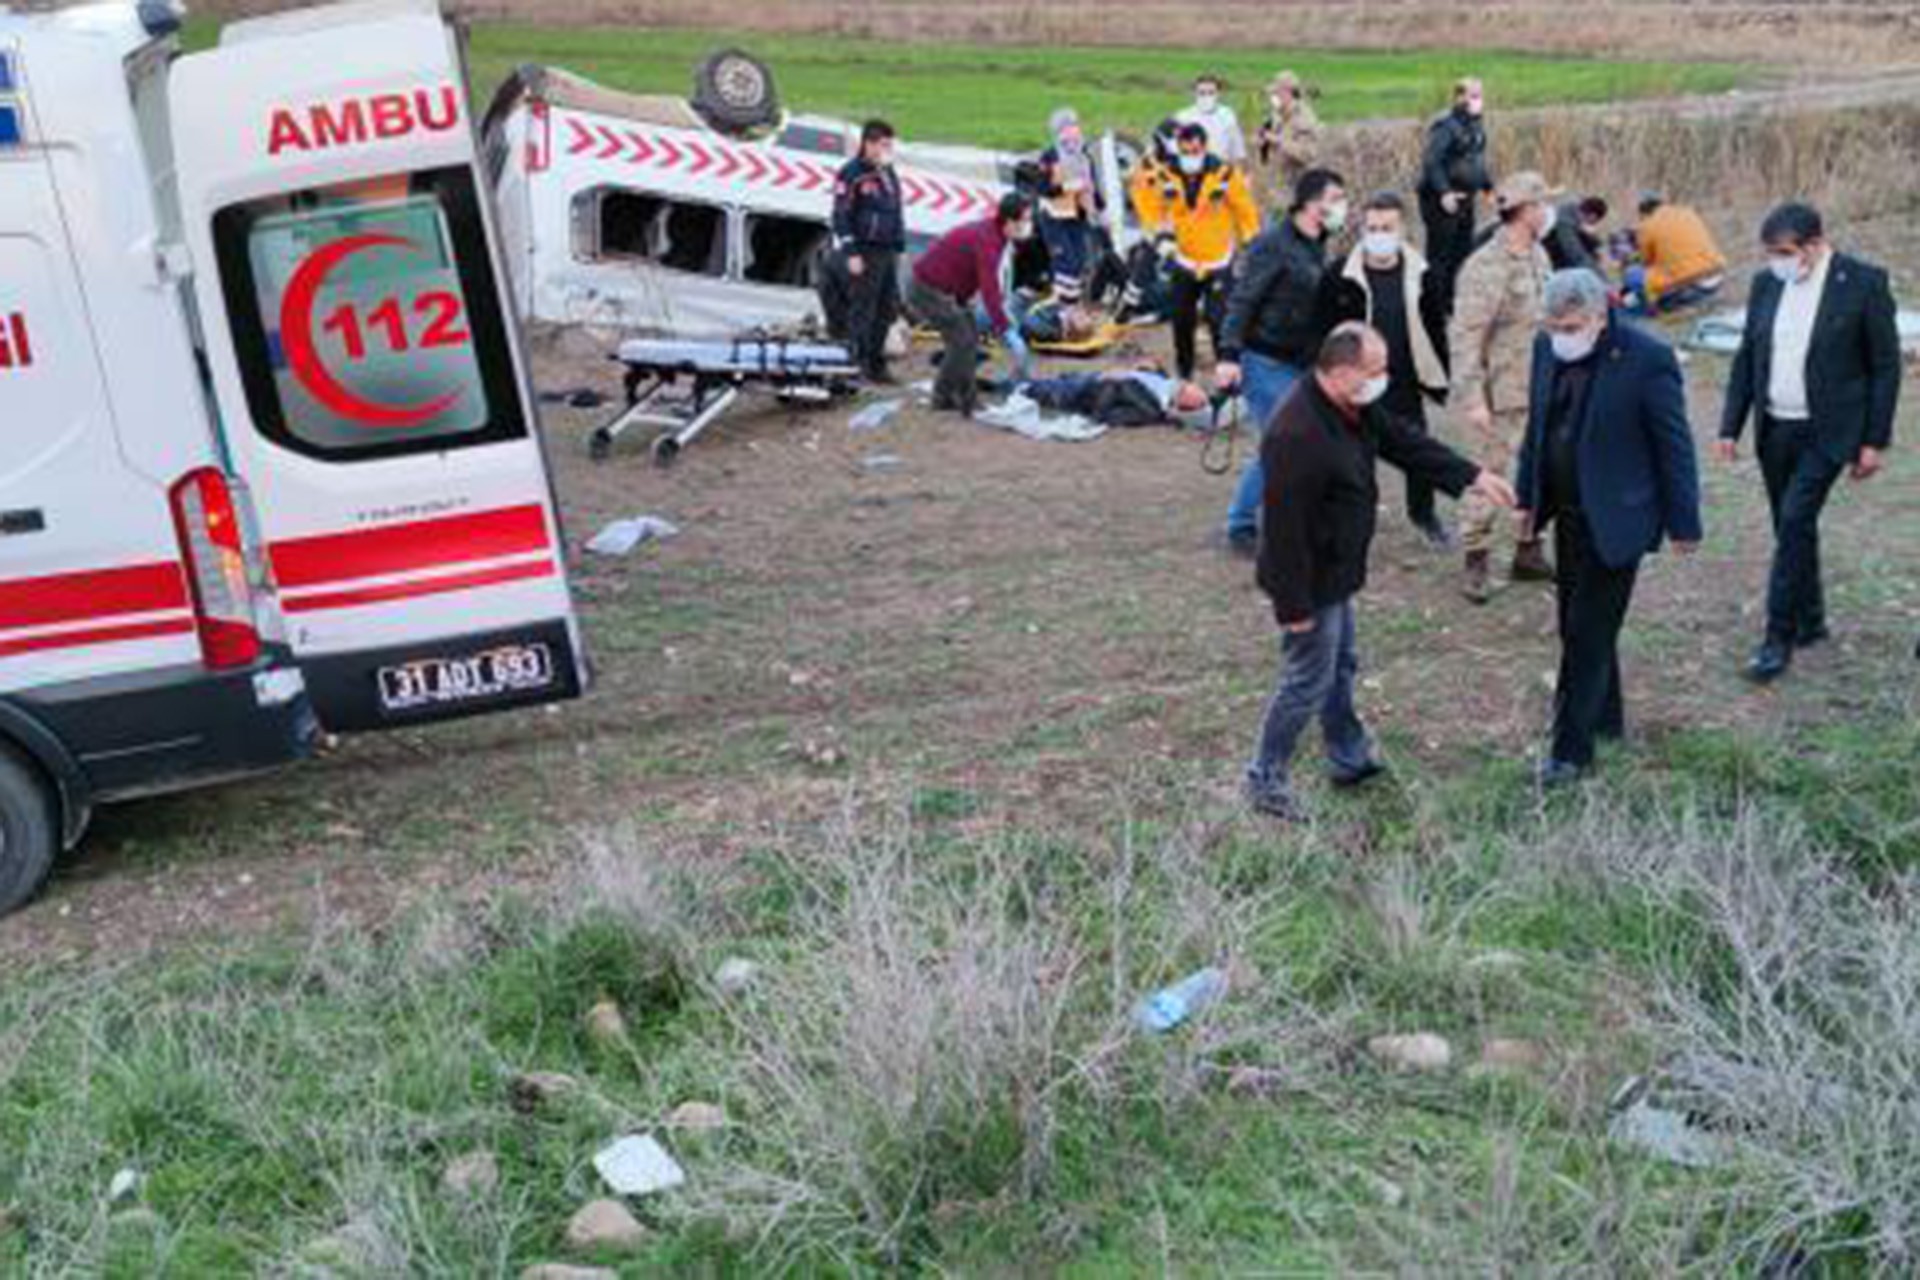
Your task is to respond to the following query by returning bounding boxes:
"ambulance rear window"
[211,167,527,463]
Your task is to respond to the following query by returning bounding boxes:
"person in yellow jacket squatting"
[1623,192,1728,316]
[1132,121,1263,380]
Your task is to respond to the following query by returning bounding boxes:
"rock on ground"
[441,1150,501,1200]
[565,1198,650,1252]
[509,1071,580,1114]
[1477,1038,1548,1073]
[522,1265,618,1280]
[1366,1032,1454,1072]
[667,1101,726,1132]
[584,999,629,1045]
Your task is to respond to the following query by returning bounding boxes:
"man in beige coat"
[1449,170,1559,602]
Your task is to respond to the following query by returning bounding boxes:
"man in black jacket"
[1246,322,1517,822]
[832,120,907,383]
[1214,168,1348,555]
[1416,77,1494,317]
[1331,191,1455,547]
[1717,202,1901,683]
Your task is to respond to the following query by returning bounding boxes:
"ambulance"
[0,0,586,916]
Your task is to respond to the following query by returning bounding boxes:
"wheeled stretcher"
[591,335,862,466]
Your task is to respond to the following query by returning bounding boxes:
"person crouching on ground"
[1245,322,1517,822]
[1515,270,1703,787]
[1334,191,1454,549]
[908,194,1035,416]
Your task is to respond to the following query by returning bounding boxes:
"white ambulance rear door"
[169,5,586,732]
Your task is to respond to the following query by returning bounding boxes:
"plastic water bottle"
[1134,967,1228,1033]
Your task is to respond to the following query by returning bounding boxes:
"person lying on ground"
[1012,365,1217,428]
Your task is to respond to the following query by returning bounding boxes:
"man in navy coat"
[1516,269,1704,785]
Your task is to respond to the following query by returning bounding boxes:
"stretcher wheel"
[651,435,682,468]
[589,429,613,463]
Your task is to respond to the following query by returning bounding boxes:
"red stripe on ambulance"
[0,312,31,369]
[281,559,555,615]
[0,617,197,659]
[269,503,552,590]
[0,562,189,632]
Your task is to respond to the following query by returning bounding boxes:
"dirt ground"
[7,219,1919,968]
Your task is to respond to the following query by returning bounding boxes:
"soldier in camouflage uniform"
[1448,170,1560,603]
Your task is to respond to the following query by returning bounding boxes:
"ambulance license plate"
[377,643,555,713]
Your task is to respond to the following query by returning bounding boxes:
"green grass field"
[184,19,1753,149]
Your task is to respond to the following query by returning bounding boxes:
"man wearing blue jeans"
[1247,322,1515,821]
[1215,168,1349,555]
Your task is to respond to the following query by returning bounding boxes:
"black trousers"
[1551,511,1640,767]
[847,248,901,378]
[1757,416,1845,644]
[1419,192,1475,317]
[907,277,978,413]
[1169,264,1230,380]
[1393,398,1439,527]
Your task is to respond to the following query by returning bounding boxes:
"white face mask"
[1354,373,1391,406]
[1769,254,1807,285]
[1322,200,1350,234]
[1550,328,1600,363]
[1195,92,1219,112]
[1362,230,1402,260]
[1178,153,1205,175]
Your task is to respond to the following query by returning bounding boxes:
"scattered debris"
[1366,1033,1454,1073]
[510,1071,581,1114]
[106,1167,141,1204]
[586,516,680,558]
[713,957,760,996]
[440,1150,501,1200]
[848,399,904,433]
[1607,1076,1726,1168]
[1134,967,1228,1033]
[565,1199,650,1253]
[974,393,1107,443]
[1467,950,1527,973]
[860,453,905,472]
[585,999,630,1047]
[593,1134,686,1198]
[667,1101,726,1133]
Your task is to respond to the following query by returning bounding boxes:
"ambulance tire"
[692,50,780,135]
[0,744,57,917]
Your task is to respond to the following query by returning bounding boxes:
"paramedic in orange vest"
[1133,122,1262,380]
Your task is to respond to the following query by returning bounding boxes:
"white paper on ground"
[594,1134,687,1196]
[586,516,681,557]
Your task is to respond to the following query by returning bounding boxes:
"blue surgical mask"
[1178,153,1205,175]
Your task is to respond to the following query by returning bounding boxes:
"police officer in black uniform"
[832,119,907,383]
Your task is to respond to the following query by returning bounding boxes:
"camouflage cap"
[1495,170,1563,211]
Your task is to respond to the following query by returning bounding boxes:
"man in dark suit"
[1517,270,1703,786]
[1718,202,1901,683]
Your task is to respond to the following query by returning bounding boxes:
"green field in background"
[183,19,1753,150]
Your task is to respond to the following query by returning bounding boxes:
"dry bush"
[658,790,1350,1268]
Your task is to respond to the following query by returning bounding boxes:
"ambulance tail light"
[170,468,263,670]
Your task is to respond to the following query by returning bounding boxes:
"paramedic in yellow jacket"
[1135,122,1263,379]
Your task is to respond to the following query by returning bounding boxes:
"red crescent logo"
[279,232,463,429]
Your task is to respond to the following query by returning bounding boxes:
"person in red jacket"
[907,194,1035,414]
